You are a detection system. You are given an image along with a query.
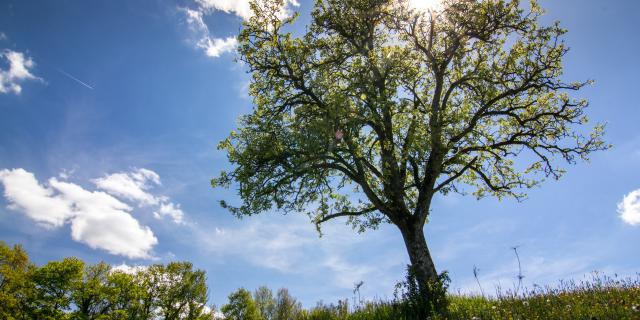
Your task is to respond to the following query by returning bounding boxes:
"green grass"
[297,273,640,320]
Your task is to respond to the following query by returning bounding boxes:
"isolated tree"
[212,0,607,289]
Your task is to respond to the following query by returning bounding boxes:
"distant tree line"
[0,241,214,319]
[2,241,447,319]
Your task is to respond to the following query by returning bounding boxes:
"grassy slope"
[299,274,640,319]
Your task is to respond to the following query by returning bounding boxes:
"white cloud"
[183,7,238,58]
[0,168,158,259]
[198,217,313,272]
[93,168,185,224]
[408,0,442,11]
[0,168,74,228]
[200,37,238,58]
[454,254,595,296]
[0,50,41,94]
[196,0,254,20]
[111,263,149,274]
[51,178,158,259]
[323,255,375,289]
[154,202,185,224]
[181,0,299,58]
[618,189,640,226]
[196,0,299,20]
[192,215,404,294]
[93,168,161,206]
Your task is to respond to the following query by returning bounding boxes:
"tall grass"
[296,272,640,319]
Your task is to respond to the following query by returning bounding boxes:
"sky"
[1,0,639,309]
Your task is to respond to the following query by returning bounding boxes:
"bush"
[393,266,450,319]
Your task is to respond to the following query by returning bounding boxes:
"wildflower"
[471,317,480,320]
[523,301,529,307]
[632,304,639,312]
[492,305,497,310]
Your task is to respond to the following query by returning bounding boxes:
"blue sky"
[1,0,639,309]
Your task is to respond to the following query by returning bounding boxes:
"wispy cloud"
[180,0,299,58]
[191,214,404,294]
[55,68,94,90]
[618,188,640,226]
[182,7,237,58]
[454,253,596,296]
[0,49,41,94]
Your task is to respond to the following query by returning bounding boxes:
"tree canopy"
[212,0,608,289]
[0,241,214,320]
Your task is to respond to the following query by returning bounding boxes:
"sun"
[408,0,442,11]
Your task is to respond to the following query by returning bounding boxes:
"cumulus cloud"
[49,178,158,259]
[0,50,41,94]
[196,0,254,20]
[618,189,640,226]
[111,263,149,274]
[200,37,238,58]
[0,168,191,259]
[181,0,299,58]
[93,168,161,206]
[0,169,74,228]
[196,0,299,20]
[153,202,185,224]
[93,168,184,224]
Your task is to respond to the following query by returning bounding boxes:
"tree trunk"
[399,223,438,286]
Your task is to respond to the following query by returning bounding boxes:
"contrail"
[55,68,94,90]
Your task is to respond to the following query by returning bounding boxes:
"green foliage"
[234,274,640,320]
[393,267,450,318]
[275,288,304,320]
[213,0,609,298]
[214,0,608,233]
[147,262,210,320]
[255,286,276,320]
[0,241,33,319]
[222,288,263,320]
[0,241,214,320]
[30,257,84,319]
[445,273,640,319]
[71,262,117,319]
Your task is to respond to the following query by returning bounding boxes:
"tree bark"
[399,222,438,286]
